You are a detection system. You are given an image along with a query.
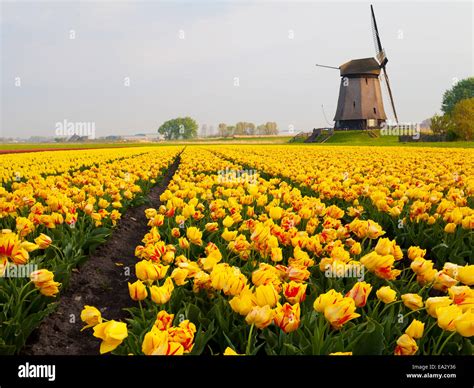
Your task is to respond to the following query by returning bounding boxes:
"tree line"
[158,118,279,140]
[217,122,278,137]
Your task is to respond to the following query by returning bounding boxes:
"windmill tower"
[317,5,398,130]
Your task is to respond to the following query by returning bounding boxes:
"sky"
[1,0,472,138]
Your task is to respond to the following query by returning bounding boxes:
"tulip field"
[0,145,473,356]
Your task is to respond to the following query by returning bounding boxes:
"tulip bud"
[34,233,52,249]
[401,293,424,310]
[376,286,397,304]
[128,280,148,301]
[405,319,424,339]
[345,281,372,307]
[394,334,418,355]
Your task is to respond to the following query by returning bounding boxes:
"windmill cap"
[339,57,381,76]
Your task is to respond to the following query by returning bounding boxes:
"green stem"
[403,307,426,321]
[139,300,146,322]
[51,244,66,261]
[246,323,255,355]
[435,331,457,355]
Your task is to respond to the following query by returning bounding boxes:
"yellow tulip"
[93,320,128,354]
[34,233,52,249]
[254,283,280,307]
[270,247,283,263]
[448,286,474,312]
[229,288,256,316]
[154,310,175,330]
[170,268,189,286]
[283,281,307,304]
[224,347,241,355]
[29,269,54,287]
[128,280,148,301]
[345,281,372,307]
[186,227,202,246]
[436,305,463,331]
[80,305,102,329]
[456,265,474,286]
[324,297,360,329]
[401,293,423,310]
[376,286,397,304]
[142,327,169,355]
[150,278,174,304]
[407,246,426,260]
[313,289,344,313]
[405,319,424,339]
[245,305,274,329]
[444,223,456,233]
[273,303,300,333]
[178,237,190,250]
[222,216,234,228]
[269,206,283,221]
[425,297,452,318]
[454,310,474,337]
[221,228,238,242]
[135,260,169,282]
[394,334,418,355]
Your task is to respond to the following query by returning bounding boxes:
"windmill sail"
[371,4,398,123]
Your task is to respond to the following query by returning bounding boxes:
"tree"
[265,122,278,135]
[442,77,474,115]
[227,126,235,136]
[451,98,474,141]
[200,124,208,138]
[218,123,227,137]
[430,114,455,136]
[235,122,256,135]
[158,117,198,140]
[256,124,266,135]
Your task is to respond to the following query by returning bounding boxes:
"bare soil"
[22,155,180,355]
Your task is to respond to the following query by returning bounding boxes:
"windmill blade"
[370,5,387,66]
[382,67,399,124]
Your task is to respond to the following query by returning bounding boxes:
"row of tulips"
[82,147,473,355]
[210,146,473,265]
[0,147,182,353]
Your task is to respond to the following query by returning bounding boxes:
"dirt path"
[22,155,181,355]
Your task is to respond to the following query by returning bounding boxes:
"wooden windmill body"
[334,58,387,130]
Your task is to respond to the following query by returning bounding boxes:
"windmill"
[316,5,398,130]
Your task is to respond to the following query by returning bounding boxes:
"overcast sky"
[1,0,472,138]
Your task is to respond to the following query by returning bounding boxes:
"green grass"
[1,132,472,151]
[300,130,474,148]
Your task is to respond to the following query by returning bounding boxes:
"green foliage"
[442,77,474,115]
[451,97,474,141]
[430,113,455,136]
[158,117,198,140]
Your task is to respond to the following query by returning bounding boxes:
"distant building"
[67,134,90,142]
